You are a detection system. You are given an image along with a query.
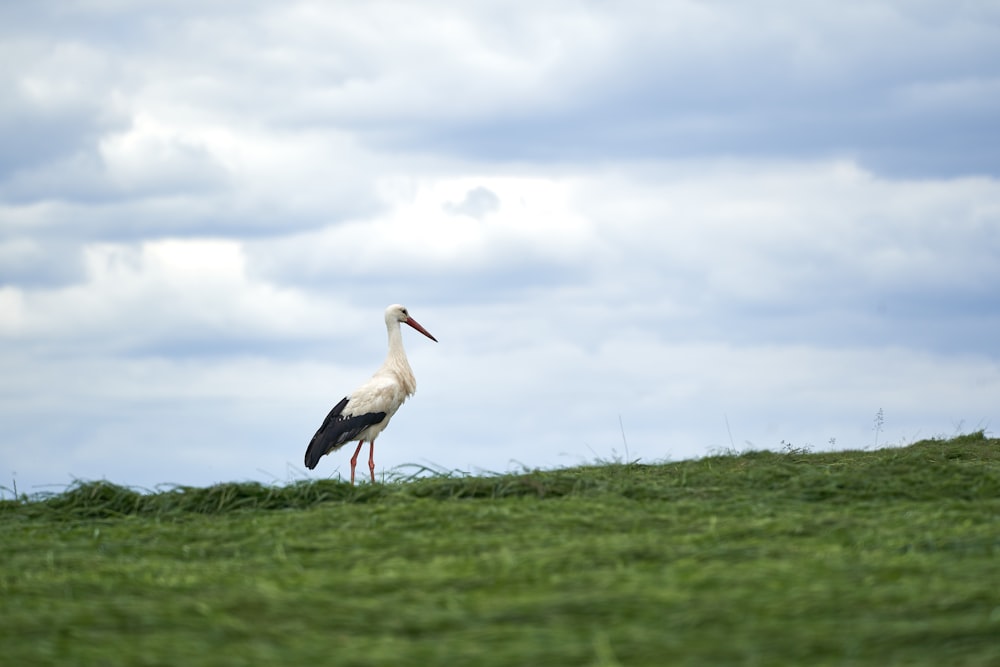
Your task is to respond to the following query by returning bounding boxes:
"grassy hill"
[2,432,998,666]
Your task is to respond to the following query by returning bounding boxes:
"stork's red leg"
[349,441,364,485]
[368,441,376,483]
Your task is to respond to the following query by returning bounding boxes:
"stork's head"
[386,304,438,342]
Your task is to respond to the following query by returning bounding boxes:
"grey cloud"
[4,2,998,183]
[0,238,85,287]
[352,5,1000,178]
[0,105,123,180]
[0,143,230,206]
[443,186,500,219]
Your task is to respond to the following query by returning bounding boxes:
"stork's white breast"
[345,370,412,422]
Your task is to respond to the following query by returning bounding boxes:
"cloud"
[0,38,128,179]
[244,175,595,299]
[4,159,999,491]
[0,120,230,205]
[6,2,1000,184]
[443,186,501,219]
[1,2,998,492]
[0,238,354,357]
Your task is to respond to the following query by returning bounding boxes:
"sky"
[2,1,999,493]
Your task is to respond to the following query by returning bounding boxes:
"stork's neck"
[384,321,417,394]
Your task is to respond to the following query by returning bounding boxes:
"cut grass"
[2,432,998,666]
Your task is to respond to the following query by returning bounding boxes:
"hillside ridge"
[3,431,996,517]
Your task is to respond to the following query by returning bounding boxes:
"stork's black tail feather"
[304,397,387,470]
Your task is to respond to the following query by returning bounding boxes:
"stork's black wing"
[304,397,387,470]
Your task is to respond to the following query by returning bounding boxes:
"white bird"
[304,304,438,484]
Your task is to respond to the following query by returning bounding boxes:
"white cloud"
[0,238,349,350]
[245,175,597,288]
[444,186,501,219]
[574,161,1000,308]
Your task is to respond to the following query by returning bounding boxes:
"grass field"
[2,432,998,666]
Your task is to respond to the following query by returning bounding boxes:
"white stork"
[304,304,437,484]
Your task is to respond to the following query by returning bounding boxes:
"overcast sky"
[2,1,999,493]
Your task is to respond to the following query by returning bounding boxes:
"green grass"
[2,432,999,666]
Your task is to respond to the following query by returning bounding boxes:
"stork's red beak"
[405,317,438,342]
